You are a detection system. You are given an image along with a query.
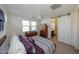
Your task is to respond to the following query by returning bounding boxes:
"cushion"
[8,35,26,54]
[25,36,35,43]
[19,35,34,54]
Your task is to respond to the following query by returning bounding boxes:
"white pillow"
[8,35,26,54]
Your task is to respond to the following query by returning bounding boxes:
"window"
[22,20,36,32]
[22,20,30,32]
[31,21,36,31]
[0,22,4,31]
[0,9,5,32]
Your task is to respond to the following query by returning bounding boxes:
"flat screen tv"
[0,9,5,32]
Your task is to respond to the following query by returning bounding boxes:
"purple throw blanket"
[33,43,44,54]
[19,35,45,54]
[25,37,45,54]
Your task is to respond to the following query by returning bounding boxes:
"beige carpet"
[51,38,79,54]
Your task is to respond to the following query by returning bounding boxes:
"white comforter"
[31,36,55,54]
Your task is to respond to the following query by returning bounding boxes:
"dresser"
[40,24,48,38]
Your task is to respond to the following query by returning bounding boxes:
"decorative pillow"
[19,35,34,54]
[8,35,26,54]
[25,37,35,43]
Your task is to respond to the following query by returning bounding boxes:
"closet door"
[58,15,72,45]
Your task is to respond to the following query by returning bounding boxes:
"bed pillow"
[8,35,26,54]
[19,35,34,54]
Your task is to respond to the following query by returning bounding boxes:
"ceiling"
[4,4,77,18]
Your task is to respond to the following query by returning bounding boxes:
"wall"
[7,13,41,38]
[71,5,79,49]
[0,5,7,39]
[71,11,78,47]
[41,18,51,39]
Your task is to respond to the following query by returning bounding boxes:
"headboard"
[25,31,37,37]
[0,35,7,46]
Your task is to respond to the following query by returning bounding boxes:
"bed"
[0,35,55,54]
[30,36,55,54]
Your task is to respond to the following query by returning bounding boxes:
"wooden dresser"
[40,24,48,38]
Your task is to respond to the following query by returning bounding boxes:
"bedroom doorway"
[51,17,58,41]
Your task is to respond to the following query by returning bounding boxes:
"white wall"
[0,5,7,39]
[7,13,41,38]
[41,18,51,39]
[71,5,79,49]
[58,15,72,45]
[71,11,78,47]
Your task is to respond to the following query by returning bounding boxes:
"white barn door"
[58,15,72,45]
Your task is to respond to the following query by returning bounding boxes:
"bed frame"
[0,35,7,46]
